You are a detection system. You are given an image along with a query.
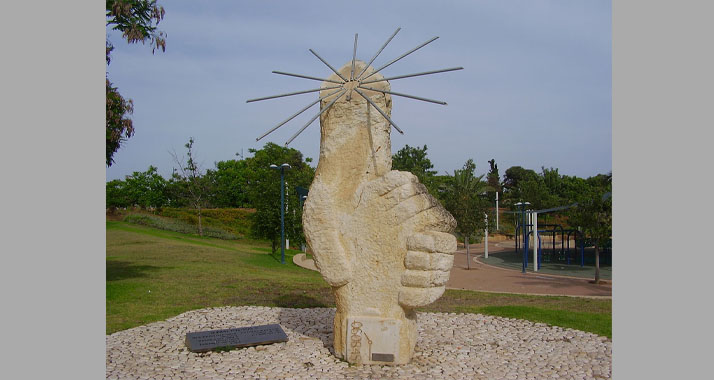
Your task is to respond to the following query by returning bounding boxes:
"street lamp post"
[515,201,530,273]
[495,192,499,231]
[300,195,308,252]
[270,163,291,264]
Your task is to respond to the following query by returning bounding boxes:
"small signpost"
[185,324,288,353]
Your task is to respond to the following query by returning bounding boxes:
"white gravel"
[106,306,611,380]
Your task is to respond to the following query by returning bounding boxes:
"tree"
[568,173,612,283]
[106,80,134,166]
[205,159,250,208]
[443,159,492,269]
[106,179,131,210]
[123,165,168,209]
[392,144,439,196]
[106,0,166,166]
[392,144,437,181]
[171,138,211,236]
[487,159,500,191]
[559,175,589,207]
[245,143,315,254]
[502,166,538,195]
[486,158,501,205]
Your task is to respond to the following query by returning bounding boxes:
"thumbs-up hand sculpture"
[303,61,457,365]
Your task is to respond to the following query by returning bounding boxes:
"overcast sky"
[105,0,611,181]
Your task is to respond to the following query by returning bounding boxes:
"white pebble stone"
[106,306,611,379]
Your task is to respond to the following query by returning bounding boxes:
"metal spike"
[255,88,344,142]
[285,89,347,145]
[272,71,344,85]
[353,88,404,134]
[358,85,447,105]
[246,85,342,103]
[309,49,348,82]
[361,36,439,81]
[360,67,463,84]
[350,34,358,81]
[356,28,401,80]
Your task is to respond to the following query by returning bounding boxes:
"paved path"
[294,242,611,298]
[447,242,611,298]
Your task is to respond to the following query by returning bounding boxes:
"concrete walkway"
[447,241,611,298]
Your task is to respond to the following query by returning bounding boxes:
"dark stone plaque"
[185,324,288,352]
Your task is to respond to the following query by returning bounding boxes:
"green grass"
[476,306,611,338]
[420,289,611,338]
[106,221,611,338]
[106,221,331,334]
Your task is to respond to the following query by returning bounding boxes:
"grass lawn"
[106,221,611,338]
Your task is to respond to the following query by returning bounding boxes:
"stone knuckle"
[404,251,454,272]
[406,234,436,252]
[398,286,445,307]
[401,269,450,287]
[425,231,458,253]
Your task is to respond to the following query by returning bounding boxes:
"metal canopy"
[246,28,463,146]
[503,203,579,214]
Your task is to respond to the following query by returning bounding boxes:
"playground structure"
[509,203,611,273]
[515,222,586,267]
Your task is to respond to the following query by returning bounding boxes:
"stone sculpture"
[303,61,457,365]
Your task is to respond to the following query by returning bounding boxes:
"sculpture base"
[336,313,416,365]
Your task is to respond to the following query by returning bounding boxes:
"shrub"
[123,213,238,240]
[157,208,254,237]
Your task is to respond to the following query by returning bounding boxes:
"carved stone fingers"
[398,231,456,308]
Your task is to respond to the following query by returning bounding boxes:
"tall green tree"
[392,144,437,181]
[502,166,538,195]
[123,165,168,209]
[392,144,439,197]
[106,0,166,166]
[486,158,501,203]
[205,159,250,208]
[443,159,492,268]
[568,173,612,283]
[106,179,131,210]
[105,80,134,166]
[246,143,315,253]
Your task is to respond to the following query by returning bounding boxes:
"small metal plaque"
[185,324,288,353]
[371,353,394,362]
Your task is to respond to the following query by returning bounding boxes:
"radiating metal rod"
[272,70,344,85]
[358,85,447,105]
[246,85,342,103]
[255,87,344,142]
[353,88,404,134]
[361,36,439,81]
[361,67,464,85]
[285,89,347,146]
[356,27,401,80]
[350,33,358,81]
[309,49,348,82]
